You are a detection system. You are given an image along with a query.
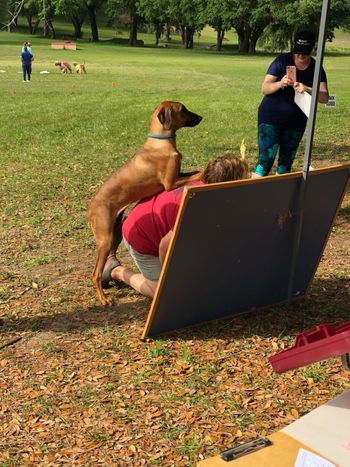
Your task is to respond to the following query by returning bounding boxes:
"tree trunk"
[155,25,162,45]
[43,19,49,37]
[248,25,266,54]
[47,19,56,39]
[9,15,18,31]
[128,15,138,46]
[188,26,194,49]
[236,26,250,53]
[71,15,84,39]
[165,24,171,42]
[87,5,99,42]
[216,28,224,52]
[27,14,33,34]
[180,26,185,47]
[238,36,250,53]
[183,26,194,49]
[249,34,258,54]
[154,21,163,45]
[32,19,40,34]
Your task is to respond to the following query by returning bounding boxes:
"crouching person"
[102,153,249,298]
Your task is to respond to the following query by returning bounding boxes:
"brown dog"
[55,61,72,74]
[88,101,202,304]
[73,62,86,74]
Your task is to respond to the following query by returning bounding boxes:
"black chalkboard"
[142,165,350,338]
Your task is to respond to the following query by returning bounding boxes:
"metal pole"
[287,0,331,302]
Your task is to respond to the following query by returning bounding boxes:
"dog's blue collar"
[147,133,176,139]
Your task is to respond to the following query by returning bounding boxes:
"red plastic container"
[269,322,350,373]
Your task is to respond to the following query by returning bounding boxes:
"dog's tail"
[240,138,246,159]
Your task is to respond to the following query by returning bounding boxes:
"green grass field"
[0,25,350,465]
[1,27,349,260]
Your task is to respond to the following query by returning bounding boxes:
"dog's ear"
[158,107,172,130]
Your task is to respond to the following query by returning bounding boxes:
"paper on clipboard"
[294,448,336,467]
[294,90,311,118]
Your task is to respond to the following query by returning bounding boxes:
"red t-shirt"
[122,181,204,256]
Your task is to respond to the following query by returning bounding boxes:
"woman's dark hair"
[202,152,248,184]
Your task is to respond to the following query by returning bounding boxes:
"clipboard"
[294,90,311,117]
[197,432,338,467]
[198,389,350,467]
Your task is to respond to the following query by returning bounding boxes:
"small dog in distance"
[73,62,87,74]
[55,61,72,74]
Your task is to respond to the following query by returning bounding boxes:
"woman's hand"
[280,74,291,88]
[262,74,291,95]
[293,81,329,104]
[293,82,312,94]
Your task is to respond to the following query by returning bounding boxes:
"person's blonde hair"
[202,152,248,184]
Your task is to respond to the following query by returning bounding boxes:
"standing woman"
[22,41,33,54]
[253,31,329,177]
[20,45,34,82]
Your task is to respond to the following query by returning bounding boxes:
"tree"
[22,0,41,35]
[39,0,56,37]
[260,0,350,52]
[230,0,272,54]
[2,0,25,31]
[0,0,9,27]
[300,0,350,35]
[84,0,104,41]
[1,0,53,36]
[167,0,205,49]
[259,0,297,51]
[16,0,56,37]
[55,0,87,38]
[200,0,235,51]
[137,0,168,45]
[107,0,140,45]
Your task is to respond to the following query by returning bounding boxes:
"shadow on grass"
[1,276,348,341]
[0,294,150,334]
[103,37,240,55]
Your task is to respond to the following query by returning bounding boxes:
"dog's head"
[156,101,202,131]
[54,61,61,67]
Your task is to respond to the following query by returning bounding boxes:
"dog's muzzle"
[187,112,202,127]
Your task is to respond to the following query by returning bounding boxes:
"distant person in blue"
[20,45,33,82]
[22,41,32,54]
[252,31,329,177]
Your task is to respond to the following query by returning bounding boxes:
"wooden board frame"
[142,164,350,339]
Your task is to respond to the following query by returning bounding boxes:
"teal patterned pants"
[254,123,304,176]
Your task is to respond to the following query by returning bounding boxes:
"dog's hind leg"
[110,209,125,257]
[92,241,113,305]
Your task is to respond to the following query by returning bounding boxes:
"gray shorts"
[123,238,161,281]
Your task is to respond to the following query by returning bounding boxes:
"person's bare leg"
[251,172,263,179]
[111,265,157,299]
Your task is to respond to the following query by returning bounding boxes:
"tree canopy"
[4,0,350,53]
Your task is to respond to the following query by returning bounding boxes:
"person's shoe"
[23,80,26,82]
[101,256,121,289]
